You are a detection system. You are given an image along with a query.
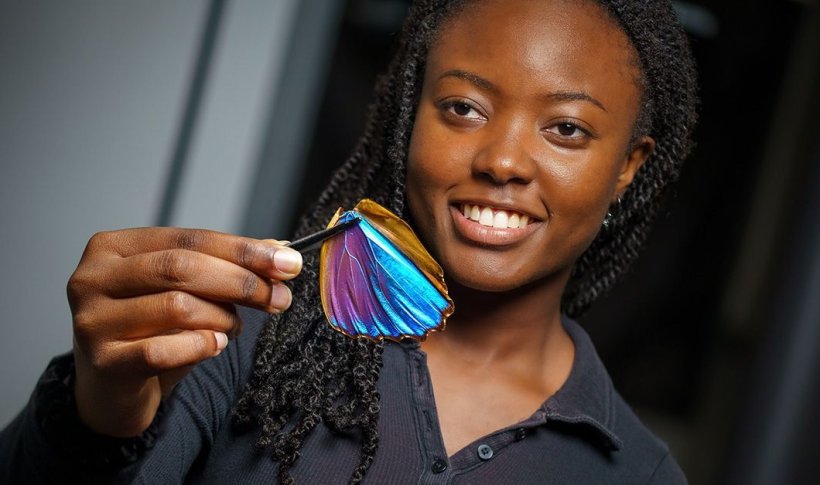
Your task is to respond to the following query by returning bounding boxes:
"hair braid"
[233,0,697,482]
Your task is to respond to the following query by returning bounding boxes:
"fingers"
[69,227,297,398]
[76,292,244,341]
[100,249,293,312]
[87,228,302,280]
[70,227,297,435]
[101,330,229,377]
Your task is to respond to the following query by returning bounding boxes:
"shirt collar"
[541,316,623,451]
[401,315,623,452]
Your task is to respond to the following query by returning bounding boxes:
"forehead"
[427,0,641,110]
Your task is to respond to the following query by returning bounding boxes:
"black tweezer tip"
[286,217,360,252]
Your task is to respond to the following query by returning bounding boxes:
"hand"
[66,228,302,437]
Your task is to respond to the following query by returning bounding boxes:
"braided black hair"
[232,0,698,482]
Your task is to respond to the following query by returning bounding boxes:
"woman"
[0,0,697,483]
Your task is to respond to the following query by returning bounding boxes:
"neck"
[425,270,572,368]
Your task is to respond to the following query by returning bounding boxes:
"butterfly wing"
[319,200,453,340]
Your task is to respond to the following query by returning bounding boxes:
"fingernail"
[273,247,302,275]
[263,238,290,245]
[270,284,292,311]
[214,332,229,353]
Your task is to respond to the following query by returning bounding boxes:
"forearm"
[0,353,159,484]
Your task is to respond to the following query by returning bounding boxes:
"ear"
[613,135,655,201]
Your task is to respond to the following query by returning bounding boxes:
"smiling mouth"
[460,203,534,229]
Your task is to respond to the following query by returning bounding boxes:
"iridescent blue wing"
[319,199,453,340]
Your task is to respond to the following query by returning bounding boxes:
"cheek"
[405,124,432,219]
[553,165,611,217]
[405,120,441,245]
[541,151,622,242]
[405,110,462,215]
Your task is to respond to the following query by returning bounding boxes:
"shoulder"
[554,317,687,484]
[608,391,687,484]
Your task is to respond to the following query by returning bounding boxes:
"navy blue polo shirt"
[1,308,686,483]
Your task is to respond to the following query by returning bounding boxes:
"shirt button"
[515,428,527,441]
[477,444,494,460]
[431,458,447,474]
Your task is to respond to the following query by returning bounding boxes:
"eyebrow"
[437,69,607,112]
[546,91,607,112]
[438,69,497,92]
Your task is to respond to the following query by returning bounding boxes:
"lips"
[450,203,541,247]
[461,203,531,229]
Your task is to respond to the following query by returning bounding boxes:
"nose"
[471,123,538,185]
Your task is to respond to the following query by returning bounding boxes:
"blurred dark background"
[290,1,820,483]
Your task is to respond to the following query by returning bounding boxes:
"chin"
[446,266,535,294]
[440,250,574,297]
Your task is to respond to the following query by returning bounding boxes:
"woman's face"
[405,0,653,293]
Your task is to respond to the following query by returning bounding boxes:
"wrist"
[35,352,165,470]
[74,367,160,437]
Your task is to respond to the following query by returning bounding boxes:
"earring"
[602,211,613,229]
[602,197,622,229]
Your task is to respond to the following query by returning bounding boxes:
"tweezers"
[285,217,360,253]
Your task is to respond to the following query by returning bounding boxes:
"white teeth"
[479,207,494,226]
[508,213,520,228]
[492,211,508,229]
[461,203,533,228]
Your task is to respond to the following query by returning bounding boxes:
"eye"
[543,120,594,147]
[452,102,473,116]
[439,99,487,122]
[550,122,585,138]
